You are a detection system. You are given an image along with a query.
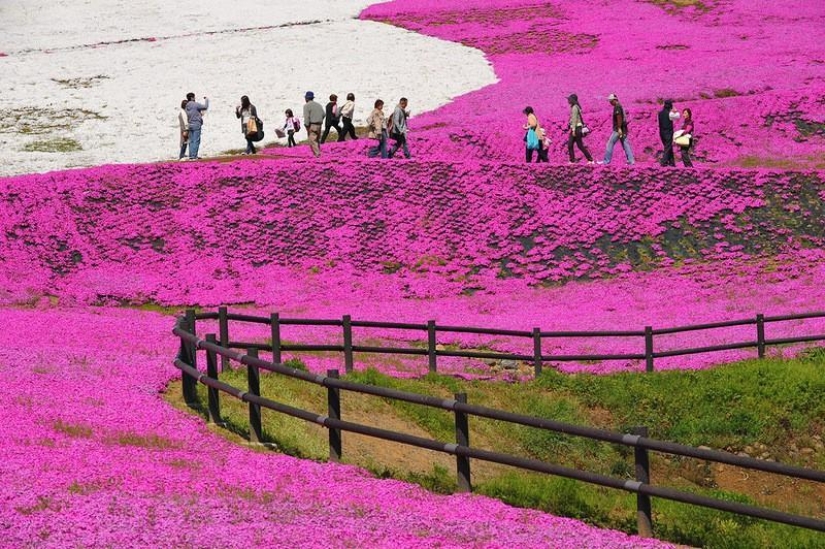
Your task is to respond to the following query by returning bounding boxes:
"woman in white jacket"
[177,99,189,160]
[339,93,357,141]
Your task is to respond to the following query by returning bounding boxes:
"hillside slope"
[1,160,824,306]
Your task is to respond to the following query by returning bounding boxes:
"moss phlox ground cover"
[354,0,825,167]
[0,308,675,548]
[1,0,825,546]
[1,160,824,306]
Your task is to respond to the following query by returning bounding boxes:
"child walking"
[284,109,300,147]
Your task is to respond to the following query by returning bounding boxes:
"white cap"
[607,93,618,101]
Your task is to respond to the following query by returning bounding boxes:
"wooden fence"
[172,309,825,539]
[206,307,825,375]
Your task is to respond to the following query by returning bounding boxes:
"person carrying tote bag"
[567,94,594,164]
[235,95,259,155]
[673,108,695,167]
[523,106,547,163]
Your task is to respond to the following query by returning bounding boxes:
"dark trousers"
[567,131,592,162]
[526,143,547,163]
[680,146,693,167]
[341,117,357,141]
[660,136,675,166]
[321,120,342,143]
[389,132,411,158]
[245,137,256,154]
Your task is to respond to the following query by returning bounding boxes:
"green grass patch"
[732,154,825,170]
[23,137,82,153]
[169,353,825,547]
[51,75,110,89]
[714,88,742,98]
[534,357,825,453]
[1,107,105,136]
[107,431,184,450]
[52,419,93,439]
[648,0,712,12]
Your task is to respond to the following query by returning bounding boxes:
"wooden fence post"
[184,310,199,407]
[633,426,653,537]
[179,317,195,404]
[454,393,471,493]
[644,326,654,373]
[343,315,354,374]
[271,313,282,364]
[247,348,262,444]
[756,314,766,359]
[427,320,437,373]
[205,334,221,424]
[532,328,543,377]
[218,307,229,372]
[185,309,197,343]
[328,369,342,462]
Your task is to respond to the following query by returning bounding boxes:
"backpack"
[293,119,300,132]
[386,114,394,135]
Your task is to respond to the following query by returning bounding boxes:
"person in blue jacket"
[185,92,209,160]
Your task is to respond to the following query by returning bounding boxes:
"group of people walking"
[302,92,411,159]
[299,91,360,157]
[176,90,412,160]
[178,89,694,166]
[523,94,695,167]
[364,97,412,159]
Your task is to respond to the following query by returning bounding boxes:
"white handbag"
[674,132,692,147]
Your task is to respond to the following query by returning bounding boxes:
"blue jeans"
[189,128,202,159]
[179,141,188,159]
[368,130,388,158]
[388,132,410,158]
[245,137,256,154]
[604,131,634,164]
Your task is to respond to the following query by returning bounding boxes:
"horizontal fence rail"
[197,307,825,376]
[173,312,825,539]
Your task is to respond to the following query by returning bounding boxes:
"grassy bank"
[167,351,825,548]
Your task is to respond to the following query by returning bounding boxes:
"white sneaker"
[596,161,605,165]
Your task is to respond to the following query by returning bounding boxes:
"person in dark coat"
[234,95,258,155]
[658,99,678,167]
[320,94,342,143]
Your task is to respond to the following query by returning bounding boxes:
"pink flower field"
[1,0,824,546]
[0,307,678,548]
